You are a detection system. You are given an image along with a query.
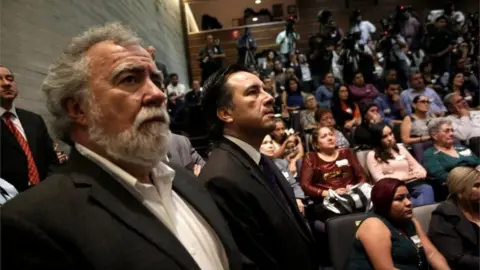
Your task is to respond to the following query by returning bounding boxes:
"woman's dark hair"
[371,178,406,217]
[331,84,355,110]
[370,123,399,163]
[314,108,333,123]
[447,70,467,95]
[311,125,334,151]
[411,95,428,114]
[269,118,287,144]
[285,77,302,95]
[419,60,432,74]
[202,64,249,140]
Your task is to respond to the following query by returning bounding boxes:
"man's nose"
[143,80,166,107]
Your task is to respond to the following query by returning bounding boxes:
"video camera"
[285,18,296,35]
[344,31,361,50]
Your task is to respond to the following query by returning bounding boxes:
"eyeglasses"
[441,128,454,133]
[417,100,431,104]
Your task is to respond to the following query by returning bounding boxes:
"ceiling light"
[255,0,261,4]
[252,17,258,21]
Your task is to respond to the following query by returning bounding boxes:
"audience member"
[166,73,187,103]
[168,133,205,176]
[275,23,300,62]
[199,34,226,84]
[423,118,480,192]
[331,84,361,132]
[353,103,383,150]
[282,77,304,112]
[349,10,376,45]
[300,94,318,131]
[0,65,58,192]
[2,23,249,270]
[199,65,318,270]
[401,72,447,116]
[377,68,402,92]
[400,10,421,48]
[270,118,304,175]
[146,45,169,86]
[273,60,287,90]
[300,126,368,220]
[185,80,202,107]
[429,167,480,270]
[347,178,450,270]
[298,54,314,93]
[374,81,407,126]
[366,123,434,206]
[425,16,455,75]
[262,75,282,112]
[260,134,305,214]
[447,71,477,107]
[315,108,350,148]
[400,95,435,163]
[315,72,336,108]
[444,92,480,143]
[236,27,257,67]
[420,60,445,94]
[259,49,276,75]
[348,72,379,104]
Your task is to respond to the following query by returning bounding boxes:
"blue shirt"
[373,94,403,124]
[400,87,446,115]
[315,84,335,108]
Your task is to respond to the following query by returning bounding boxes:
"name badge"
[214,47,218,53]
[336,159,349,167]
[345,108,353,114]
[366,88,371,92]
[410,235,422,247]
[282,172,290,179]
[459,149,472,156]
[465,95,472,101]
[395,155,406,161]
[384,108,391,115]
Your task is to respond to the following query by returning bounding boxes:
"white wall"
[0,0,188,122]
[190,0,296,29]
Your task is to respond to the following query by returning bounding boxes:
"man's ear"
[217,107,234,124]
[65,98,87,126]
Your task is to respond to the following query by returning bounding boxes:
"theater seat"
[412,203,439,234]
[326,213,368,270]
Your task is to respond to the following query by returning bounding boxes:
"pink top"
[366,144,427,183]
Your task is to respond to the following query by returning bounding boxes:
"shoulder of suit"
[16,107,41,119]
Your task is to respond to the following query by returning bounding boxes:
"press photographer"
[340,31,375,84]
[236,27,257,67]
[276,19,300,63]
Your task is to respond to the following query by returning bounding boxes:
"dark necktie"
[259,155,291,211]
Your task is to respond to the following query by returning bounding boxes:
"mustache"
[133,107,170,127]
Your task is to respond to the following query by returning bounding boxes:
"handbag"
[322,183,373,215]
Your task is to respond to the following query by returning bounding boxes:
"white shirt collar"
[0,104,19,118]
[224,135,261,164]
[75,143,176,199]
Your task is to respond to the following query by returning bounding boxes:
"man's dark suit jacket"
[428,199,479,270]
[0,108,58,192]
[155,61,169,85]
[1,148,253,270]
[199,138,318,270]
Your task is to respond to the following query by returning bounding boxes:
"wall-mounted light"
[252,17,258,22]
[255,0,261,4]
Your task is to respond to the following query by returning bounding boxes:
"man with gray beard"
[1,23,253,270]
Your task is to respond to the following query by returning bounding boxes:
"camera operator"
[349,10,376,47]
[276,19,300,64]
[317,10,343,45]
[377,19,410,87]
[198,34,226,84]
[236,27,257,67]
[424,16,455,75]
[398,7,422,48]
[340,31,376,85]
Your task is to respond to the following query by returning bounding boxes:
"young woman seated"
[300,126,368,220]
[346,178,450,270]
[428,167,480,270]
[366,123,435,206]
[269,118,304,175]
[331,84,361,133]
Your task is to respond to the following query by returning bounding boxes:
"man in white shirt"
[275,22,300,62]
[444,92,480,141]
[2,22,253,270]
[166,73,187,102]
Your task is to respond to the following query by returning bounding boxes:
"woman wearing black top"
[331,84,361,134]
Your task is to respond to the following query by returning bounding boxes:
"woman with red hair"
[346,178,450,270]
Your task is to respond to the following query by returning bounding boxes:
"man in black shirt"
[426,16,455,75]
[198,35,226,84]
[185,80,202,107]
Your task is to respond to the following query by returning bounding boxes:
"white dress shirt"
[224,135,261,164]
[447,110,480,141]
[167,83,187,97]
[0,105,27,140]
[75,144,228,270]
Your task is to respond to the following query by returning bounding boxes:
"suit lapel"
[219,139,312,243]
[68,150,200,270]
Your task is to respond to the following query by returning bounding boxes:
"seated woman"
[401,95,435,163]
[353,103,383,150]
[423,118,480,189]
[331,84,361,133]
[260,134,306,214]
[315,108,350,148]
[299,94,318,131]
[281,77,305,113]
[346,178,450,270]
[366,123,435,206]
[448,71,478,108]
[300,126,368,221]
[429,167,480,270]
[270,118,304,175]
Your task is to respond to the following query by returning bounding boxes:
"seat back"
[412,203,439,234]
[326,212,368,270]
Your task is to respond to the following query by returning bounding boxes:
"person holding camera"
[349,10,376,46]
[236,27,257,67]
[276,20,300,64]
[198,34,226,84]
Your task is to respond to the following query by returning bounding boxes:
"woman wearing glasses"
[347,178,450,270]
[400,95,436,163]
[423,118,480,199]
